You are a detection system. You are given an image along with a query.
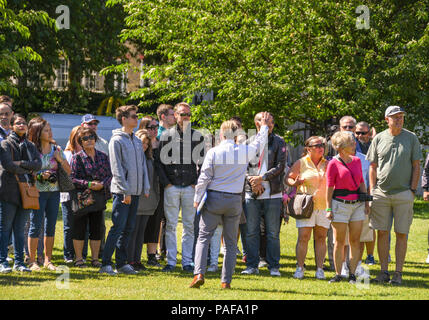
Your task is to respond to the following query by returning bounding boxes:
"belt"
[208,189,242,196]
[333,197,360,204]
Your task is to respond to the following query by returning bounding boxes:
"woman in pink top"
[326,131,369,284]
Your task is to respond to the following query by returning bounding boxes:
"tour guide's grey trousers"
[194,190,242,284]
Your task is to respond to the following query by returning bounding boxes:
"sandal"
[44,261,57,271]
[29,262,41,271]
[74,259,87,268]
[91,260,102,268]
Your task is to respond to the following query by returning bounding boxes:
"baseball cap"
[81,114,100,125]
[385,106,405,118]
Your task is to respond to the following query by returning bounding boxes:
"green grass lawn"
[0,200,428,300]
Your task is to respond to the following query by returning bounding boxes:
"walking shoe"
[117,264,138,275]
[269,268,281,277]
[147,256,162,267]
[371,270,390,284]
[365,254,375,265]
[182,265,194,273]
[99,265,117,276]
[207,264,218,272]
[340,262,349,278]
[13,265,31,273]
[258,259,268,268]
[389,271,402,285]
[162,264,176,273]
[315,268,325,280]
[0,265,12,273]
[348,274,357,284]
[329,274,343,283]
[241,267,259,275]
[221,282,231,289]
[130,262,146,272]
[293,266,305,279]
[189,274,204,288]
[355,261,364,277]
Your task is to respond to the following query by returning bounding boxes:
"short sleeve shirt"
[366,128,422,195]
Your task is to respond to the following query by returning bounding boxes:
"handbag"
[286,188,314,220]
[70,154,106,216]
[57,160,75,192]
[9,143,40,210]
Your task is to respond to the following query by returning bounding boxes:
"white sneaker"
[99,265,117,276]
[13,265,31,273]
[425,253,429,264]
[293,266,304,279]
[241,267,259,275]
[315,267,325,280]
[207,264,218,272]
[355,261,364,277]
[117,264,138,275]
[270,268,281,277]
[341,262,349,278]
[0,265,12,274]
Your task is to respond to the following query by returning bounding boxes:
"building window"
[55,59,68,89]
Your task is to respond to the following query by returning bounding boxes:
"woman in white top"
[285,136,329,280]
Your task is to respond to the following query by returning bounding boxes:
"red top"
[326,156,363,200]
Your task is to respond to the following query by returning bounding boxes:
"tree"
[107,0,429,144]
[0,0,55,97]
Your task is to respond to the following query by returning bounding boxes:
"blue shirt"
[194,125,268,203]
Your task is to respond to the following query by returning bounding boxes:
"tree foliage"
[108,0,429,144]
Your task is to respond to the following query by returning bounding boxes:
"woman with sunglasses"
[70,128,112,268]
[285,136,330,280]
[0,114,41,273]
[27,117,71,271]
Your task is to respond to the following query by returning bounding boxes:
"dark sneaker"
[329,275,343,283]
[147,257,162,267]
[162,264,175,272]
[348,274,357,284]
[371,271,390,284]
[389,271,402,285]
[182,265,194,273]
[130,262,146,272]
[365,255,375,265]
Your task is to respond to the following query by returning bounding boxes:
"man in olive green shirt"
[366,106,422,285]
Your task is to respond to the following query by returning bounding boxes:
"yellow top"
[297,154,327,210]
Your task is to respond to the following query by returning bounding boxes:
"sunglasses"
[341,125,355,130]
[355,131,369,135]
[148,125,159,130]
[179,113,191,117]
[87,122,99,126]
[127,114,139,119]
[14,121,27,126]
[309,143,325,149]
[82,135,96,142]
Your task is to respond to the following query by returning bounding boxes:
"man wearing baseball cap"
[366,106,422,285]
[81,114,109,156]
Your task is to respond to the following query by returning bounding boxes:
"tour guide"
[190,112,270,289]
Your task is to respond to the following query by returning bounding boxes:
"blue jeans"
[102,194,139,268]
[29,191,60,238]
[0,201,30,267]
[244,198,282,269]
[62,200,88,261]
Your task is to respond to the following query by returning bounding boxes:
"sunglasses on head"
[179,113,191,117]
[309,143,325,148]
[342,125,355,130]
[82,134,96,142]
[355,131,369,135]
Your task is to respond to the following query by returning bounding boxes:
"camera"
[358,193,373,202]
[47,171,57,183]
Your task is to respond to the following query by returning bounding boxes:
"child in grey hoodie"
[100,105,149,275]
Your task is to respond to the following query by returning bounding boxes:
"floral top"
[70,150,112,199]
[36,145,66,192]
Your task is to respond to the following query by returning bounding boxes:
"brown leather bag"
[10,144,40,210]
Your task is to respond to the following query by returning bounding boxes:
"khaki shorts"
[332,199,365,224]
[369,189,414,235]
[296,209,331,229]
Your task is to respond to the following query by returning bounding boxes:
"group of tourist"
[0,94,427,290]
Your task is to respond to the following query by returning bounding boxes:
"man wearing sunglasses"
[81,114,109,156]
[327,116,363,160]
[158,102,205,273]
[355,121,372,155]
